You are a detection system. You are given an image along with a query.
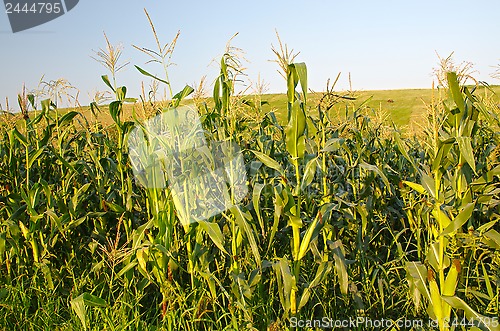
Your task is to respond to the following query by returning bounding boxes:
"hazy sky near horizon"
[1,0,500,110]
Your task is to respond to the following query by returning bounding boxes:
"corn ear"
[428,269,444,329]
[290,285,297,315]
[297,213,320,261]
[137,247,148,273]
[442,259,461,321]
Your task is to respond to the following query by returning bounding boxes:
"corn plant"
[404,72,500,331]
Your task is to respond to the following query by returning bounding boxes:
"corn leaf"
[441,202,475,235]
[442,296,500,331]
[293,62,308,103]
[231,206,261,267]
[447,72,464,114]
[457,136,476,173]
[298,261,332,310]
[483,229,500,249]
[300,157,318,191]
[251,150,284,176]
[322,138,344,152]
[360,162,391,190]
[101,75,115,93]
[135,65,169,85]
[405,262,431,301]
[297,213,321,261]
[285,101,306,161]
[199,220,228,255]
[403,180,427,195]
[252,183,265,236]
[28,148,45,168]
[420,172,436,198]
[330,240,349,295]
[432,206,452,229]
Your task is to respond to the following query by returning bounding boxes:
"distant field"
[3,85,500,131]
[261,85,500,128]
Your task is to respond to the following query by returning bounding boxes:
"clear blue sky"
[1,0,500,110]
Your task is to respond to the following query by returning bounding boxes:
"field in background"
[17,85,496,131]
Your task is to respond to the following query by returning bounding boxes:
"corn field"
[0,24,500,331]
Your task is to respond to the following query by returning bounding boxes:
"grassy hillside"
[80,85,500,129]
[4,86,498,132]
[261,85,500,128]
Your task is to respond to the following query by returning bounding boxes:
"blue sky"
[1,0,500,110]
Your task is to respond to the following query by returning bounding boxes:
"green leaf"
[71,183,91,210]
[0,233,5,262]
[40,98,51,113]
[101,75,115,92]
[251,150,284,175]
[420,172,436,198]
[441,202,475,235]
[483,229,500,249]
[432,141,454,171]
[70,295,87,330]
[172,85,194,107]
[213,78,221,111]
[403,181,426,195]
[267,187,284,254]
[405,262,431,302]
[285,101,306,161]
[432,206,452,229]
[198,220,228,255]
[394,131,414,167]
[359,162,391,190]
[322,138,344,152]
[116,86,127,101]
[105,201,125,213]
[297,213,321,261]
[132,220,154,250]
[294,62,308,103]
[298,261,332,310]
[59,111,79,127]
[300,157,318,191]
[287,64,297,104]
[447,72,464,114]
[427,241,450,271]
[67,216,87,230]
[11,128,29,147]
[482,263,494,299]
[330,240,348,295]
[273,257,294,313]
[27,94,35,109]
[70,293,108,330]
[31,107,46,125]
[49,145,75,173]
[456,136,476,173]
[252,183,265,236]
[28,148,44,168]
[81,293,107,307]
[117,261,138,278]
[477,220,497,233]
[441,296,500,331]
[136,247,149,274]
[135,65,169,85]
[231,206,261,267]
[109,101,122,125]
[39,261,54,290]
